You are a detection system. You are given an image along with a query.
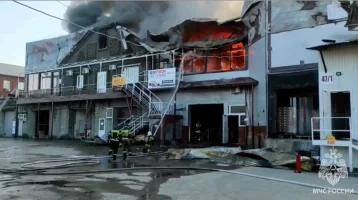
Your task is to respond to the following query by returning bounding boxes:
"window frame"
[76,75,84,89]
[3,80,10,90]
[18,82,25,91]
[182,46,247,75]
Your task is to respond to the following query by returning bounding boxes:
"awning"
[180,77,258,89]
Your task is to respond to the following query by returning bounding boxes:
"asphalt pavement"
[0,138,356,200]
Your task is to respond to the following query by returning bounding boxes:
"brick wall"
[0,74,24,96]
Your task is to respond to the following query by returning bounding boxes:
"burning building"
[15,1,267,148]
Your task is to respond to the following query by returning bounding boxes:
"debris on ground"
[166,147,314,171]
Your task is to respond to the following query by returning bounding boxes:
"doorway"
[228,115,239,143]
[189,104,224,144]
[330,92,351,139]
[35,110,50,139]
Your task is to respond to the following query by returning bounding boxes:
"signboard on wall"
[148,68,176,89]
[112,75,126,88]
[321,73,333,85]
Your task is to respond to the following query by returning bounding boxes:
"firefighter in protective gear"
[108,129,121,162]
[143,131,155,153]
[120,125,133,160]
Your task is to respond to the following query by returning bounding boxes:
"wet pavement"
[0,138,357,200]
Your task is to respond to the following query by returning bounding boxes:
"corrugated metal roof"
[25,30,88,74]
[0,63,24,77]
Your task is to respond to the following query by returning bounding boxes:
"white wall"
[321,146,358,168]
[158,89,246,126]
[249,37,267,127]
[183,70,249,82]
[318,44,358,142]
[271,21,357,68]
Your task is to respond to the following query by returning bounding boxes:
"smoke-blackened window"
[98,33,108,50]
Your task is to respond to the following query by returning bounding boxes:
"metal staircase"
[0,97,10,112]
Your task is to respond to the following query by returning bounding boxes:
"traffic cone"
[295,151,302,173]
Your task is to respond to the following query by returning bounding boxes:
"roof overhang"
[180,77,258,89]
[307,40,358,51]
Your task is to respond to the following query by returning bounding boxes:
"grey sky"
[0,1,68,67]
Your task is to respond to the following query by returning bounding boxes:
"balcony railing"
[150,102,186,116]
[311,117,353,147]
[19,82,115,98]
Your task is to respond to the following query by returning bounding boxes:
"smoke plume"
[63,1,244,38]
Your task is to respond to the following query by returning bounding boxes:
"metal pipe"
[251,84,255,148]
[50,102,54,140]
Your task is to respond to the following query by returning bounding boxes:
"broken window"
[98,33,108,50]
[181,44,246,74]
[231,50,246,70]
[207,52,221,72]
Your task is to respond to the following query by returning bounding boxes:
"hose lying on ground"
[0,151,167,172]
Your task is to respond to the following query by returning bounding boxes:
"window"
[229,105,246,114]
[40,72,51,89]
[18,82,24,90]
[3,80,10,90]
[28,74,39,91]
[183,48,246,74]
[76,75,84,89]
[98,34,108,49]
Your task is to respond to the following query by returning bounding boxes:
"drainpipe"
[51,101,54,140]
[319,50,328,73]
[15,104,19,138]
[251,84,255,148]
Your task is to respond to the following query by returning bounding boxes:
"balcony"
[17,82,127,104]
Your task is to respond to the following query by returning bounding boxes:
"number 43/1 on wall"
[321,74,333,84]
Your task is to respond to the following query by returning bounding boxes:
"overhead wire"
[56,1,68,8]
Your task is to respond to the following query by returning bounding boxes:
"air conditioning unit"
[18,114,26,121]
[109,65,117,71]
[82,68,89,74]
[66,70,73,76]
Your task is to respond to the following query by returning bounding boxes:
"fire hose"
[1,165,356,195]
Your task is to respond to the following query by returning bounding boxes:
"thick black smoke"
[62,1,244,38]
[63,1,169,34]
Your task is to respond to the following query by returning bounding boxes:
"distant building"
[0,63,24,97]
[0,63,24,137]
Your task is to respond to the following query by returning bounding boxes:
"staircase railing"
[0,97,11,112]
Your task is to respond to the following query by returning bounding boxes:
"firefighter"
[143,131,155,153]
[108,129,121,162]
[195,121,202,142]
[120,125,133,160]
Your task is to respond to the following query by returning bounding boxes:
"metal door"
[97,71,107,93]
[4,111,14,136]
[122,66,139,84]
[98,118,106,141]
[222,115,228,144]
